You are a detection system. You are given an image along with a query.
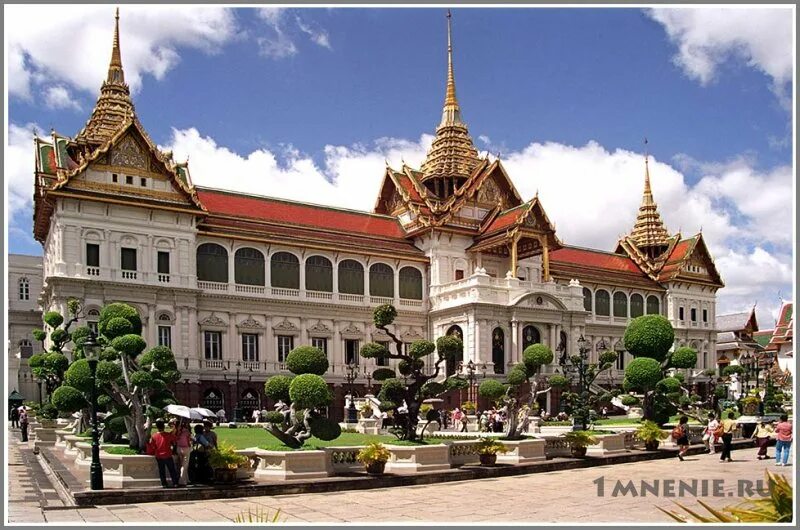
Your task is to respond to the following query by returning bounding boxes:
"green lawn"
[214,427,434,451]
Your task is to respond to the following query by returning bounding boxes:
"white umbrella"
[191,407,217,419]
[164,404,204,420]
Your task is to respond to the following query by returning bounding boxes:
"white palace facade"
[19,12,725,419]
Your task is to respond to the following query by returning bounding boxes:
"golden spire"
[629,142,670,256]
[75,7,134,146]
[420,10,480,191]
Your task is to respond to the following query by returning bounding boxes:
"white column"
[189,308,198,370]
[147,304,157,347]
[264,251,271,290]
[300,319,308,346]
[299,258,306,293]
[228,313,237,364]
[393,268,400,304]
[265,316,274,368]
[227,245,235,290]
[333,321,342,372]
[510,320,519,365]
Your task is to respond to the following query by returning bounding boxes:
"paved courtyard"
[7,434,793,524]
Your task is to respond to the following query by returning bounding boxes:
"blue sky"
[5,6,794,323]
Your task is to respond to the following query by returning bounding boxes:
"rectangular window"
[277,335,294,363]
[112,173,118,183]
[242,333,259,362]
[157,251,170,274]
[204,331,222,360]
[376,341,391,367]
[158,326,172,349]
[679,307,685,321]
[345,339,360,365]
[690,308,697,322]
[140,177,147,187]
[616,351,625,370]
[702,351,708,369]
[311,337,328,356]
[121,247,137,271]
[86,243,100,267]
[125,175,133,185]
[455,269,465,281]
[703,309,708,323]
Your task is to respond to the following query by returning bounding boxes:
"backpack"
[671,425,683,439]
[713,425,724,437]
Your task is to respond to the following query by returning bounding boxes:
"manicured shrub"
[71,326,91,349]
[523,343,553,371]
[103,317,134,339]
[28,353,46,368]
[44,311,64,328]
[264,375,293,402]
[44,352,69,373]
[64,359,93,393]
[50,328,69,345]
[51,385,87,413]
[506,365,529,386]
[670,347,697,369]
[98,303,142,337]
[288,374,331,410]
[139,346,177,370]
[445,377,469,391]
[96,361,123,383]
[130,371,154,388]
[32,329,47,342]
[548,374,569,388]
[106,416,128,435]
[398,358,424,375]
[110,334,147,357]
[723,365,744,377]
[435,335,462,360]
[285,346,328,375]
[479,379,507,401]
[372,368,396,381]
[377,378,405,407]
[264,411,285,424]
[408,340,435,359]
[360,342,389,359]
[620,395,640,406]
[624,357,663,391]
[308,416,341,441]
[373,304,397,327]
[598,350,618,366]
[421,381,445,398]
[623,315,674,362]
[656,377,682,394]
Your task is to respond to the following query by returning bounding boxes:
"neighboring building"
[754,302,794,383]
[8,254,45,403]
[715,308,763,375]
[28,11,723,420]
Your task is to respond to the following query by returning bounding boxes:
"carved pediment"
[308,321,332,334]
[110,135,148,169]
[273,319,299,332]
[401,329,423,341]
[200,315,226,327]
[341,323,363,336]
[238,317,263,329]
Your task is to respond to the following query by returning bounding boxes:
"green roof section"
[753,333,772,348]
[8,389,25,401]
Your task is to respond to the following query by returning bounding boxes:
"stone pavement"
[8,433,793,525]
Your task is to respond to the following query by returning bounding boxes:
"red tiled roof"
[551,247,644,274]
[197,188,407,239]
[394,172,424,202]
[482,204,526,235]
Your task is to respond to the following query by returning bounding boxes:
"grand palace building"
[14,12,725,420]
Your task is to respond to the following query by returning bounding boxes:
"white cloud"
[647,7,793,107]
[256,8,332,58]
[5,5,237,98]
[6,123,41,219]
[43,86,81,111]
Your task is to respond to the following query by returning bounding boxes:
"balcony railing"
[271,287,300,297]
[205,359,224,369]
[306,290,333,300]
[339,293,364,303]
[121,270,137,280]
[86,266,100,276]
[236,284,265,295]
[370,296,394,305]
[199,280,228,291]
[158,273,170,283]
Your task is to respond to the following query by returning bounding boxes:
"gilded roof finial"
[627,137,670,255]
[108,7,124,83]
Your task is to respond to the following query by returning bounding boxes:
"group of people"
[146,417,218,488]
[672,412,793,465]
[442,407,509,433]
[9,406,30,442]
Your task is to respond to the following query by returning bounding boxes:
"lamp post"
[363,365,373,395]
[223,361,245,423]
[345,363,359,423]
[36,378,43,406]
[83,330,103,490]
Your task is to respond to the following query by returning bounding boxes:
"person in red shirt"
[147,419,179,488]
[774,414,793,467]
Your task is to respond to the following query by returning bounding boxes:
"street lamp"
[363,365,373,395]
[344,363,359,423]
[223,361,248,423]
[83,330,103,490]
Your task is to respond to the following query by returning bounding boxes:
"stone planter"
[357,418,380,435]
[446,439,480,467]
[322,446,362,475]
[496,438,546,464]
[253,449,329,480]
[63,435,85,457]
[417,420,440,436]
[54,429,73,449]
[571,446,588,458]
[384,444,450,474]
[37,419,58,429]
[627,407,644,420]
[73,442,163,488]
[644,440,660,451]
[479,453,497,466]
[585,433,627,457]
[366,461,387,475]
[33,426,58,448]
[465,415,479,432]
[235,449,258,481]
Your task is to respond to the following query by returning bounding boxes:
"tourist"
[452,407,463,431]
[173,419,192,487]
[260,408,268,422]
[752,421,774,460]
[719,412,738,463]
[601,406,608,419]
[460,411,469,433]
[251,409,260,424]
[703,413,719,454]
[19,408,29,442]
[146,419,179,488]
[479,411,489,432]
[673,416,690,461]
[203,420,218,449]
[216,408,226,425]
[774,414,793,467]
[189,424,213,484]
[10,406,19,428]
[439,409,449,430]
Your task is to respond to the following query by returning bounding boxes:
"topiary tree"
[262,346,340,448]
[622,315,701,424]
[478,343,563,439]
[558,346,617,430]
[29,299,86,400]
[361,304,467,441]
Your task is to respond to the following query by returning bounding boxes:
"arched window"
[399,267,423,300]
[306,255,333,292]
[18,278,30,301]
[86,308,100,334]
[595,290,610,316]
[582,287,592,312]
[338,260,364,295]
[492,328,505,374]
[369,263,394,297]
[630,294,644,318]
[197,243,228,283]
[271,252,300,289]
[613,292,628,318]
[234,248,265,286]
[202,388,224,414]
[646,295,660,315]
[445,325,463,376]
[522,325,541,349]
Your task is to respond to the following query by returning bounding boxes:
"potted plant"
[474,437,508,466]
[356,442,391,476]
[359,401,373,419]
[208,441,249,484]
[461,401,477,415]
[562,430,598,458]
[635,419,668,451]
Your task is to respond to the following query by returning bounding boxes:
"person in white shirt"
[703,413,720,454]
[251,409,260,423]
